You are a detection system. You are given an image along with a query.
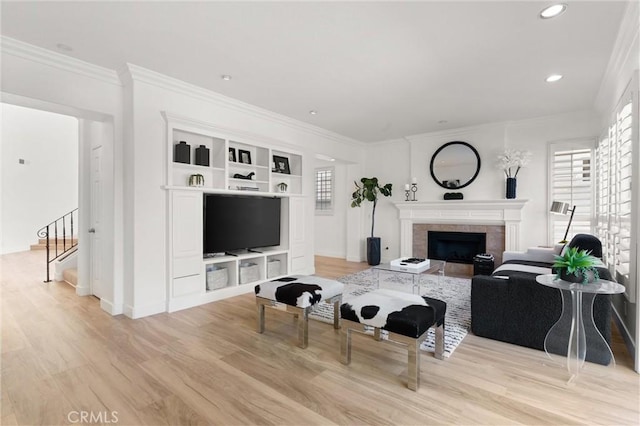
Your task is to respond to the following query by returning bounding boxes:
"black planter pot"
[560,268,597,284]
[367,237,381,266]
[506,177,517,199]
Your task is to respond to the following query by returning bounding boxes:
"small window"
[315,167,334,214]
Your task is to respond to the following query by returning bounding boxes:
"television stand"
[248,248,263,253]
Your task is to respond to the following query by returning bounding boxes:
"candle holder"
[404,189,411,201]
[411,183,418,201]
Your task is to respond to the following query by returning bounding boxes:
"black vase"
[174,141,190,164]
[195,145,210,166]
[506,177,517,199]
[367,237,381,266]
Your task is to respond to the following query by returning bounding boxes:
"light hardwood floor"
[1,251,638,425]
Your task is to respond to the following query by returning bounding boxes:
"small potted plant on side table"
[553,247,600,284]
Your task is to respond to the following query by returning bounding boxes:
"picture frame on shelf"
[229,147,237,162]
[273,155,291,174]
[239,149,252,164]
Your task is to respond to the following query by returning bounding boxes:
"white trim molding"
[394,199,529,256]
[1,36,121,86]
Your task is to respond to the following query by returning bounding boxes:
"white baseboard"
[100,298,124,315]
[75,285,91,296]
[314,250,346,259]
[124,300,165,319]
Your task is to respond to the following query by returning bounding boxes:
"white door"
[90,145,104,298]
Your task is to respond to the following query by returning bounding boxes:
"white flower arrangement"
[497,149,532,178]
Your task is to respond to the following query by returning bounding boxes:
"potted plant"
[188,174,205,187]
[350,177,392,265]
[553,247,600,284]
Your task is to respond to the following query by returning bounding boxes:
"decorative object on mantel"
[553,247,600,284]
[549,201,576,243]
[195,144,210,166]
[351,177,393,265]
[403,178,418,201]
[276,182,288,193]
[188,174,204,187]
[174,140,190,164]
[233,172,255,180]
[444,192,463,200]
[497,149,531,199]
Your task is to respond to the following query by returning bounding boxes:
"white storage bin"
[239,262,260,284]
[267,260,281,279]
[206,265,228,290]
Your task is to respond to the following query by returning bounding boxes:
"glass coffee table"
[372,259,446,294]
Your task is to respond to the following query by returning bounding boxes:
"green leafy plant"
[350,177,392,237]
[553,247,600,284]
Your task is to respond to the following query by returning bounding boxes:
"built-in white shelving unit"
[162,112,305,312]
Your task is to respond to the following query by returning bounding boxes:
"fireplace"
[428,231,486,264]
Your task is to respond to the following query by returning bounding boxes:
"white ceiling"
[0,1,628,142]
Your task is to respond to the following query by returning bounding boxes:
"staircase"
[37,208,79,282]
[30,237,78,251]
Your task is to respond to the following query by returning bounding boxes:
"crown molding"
[403,121,507,143]
[1,36,121,86]
[125,64,365,149]
[594,1,640,112]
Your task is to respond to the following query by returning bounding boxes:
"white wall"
[1,103,78,254]
[364,111,601,261]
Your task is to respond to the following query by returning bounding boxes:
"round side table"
[535,274,624,384]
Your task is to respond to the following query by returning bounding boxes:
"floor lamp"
[550,201,576,243]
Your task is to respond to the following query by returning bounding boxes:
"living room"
[1,1,639,424]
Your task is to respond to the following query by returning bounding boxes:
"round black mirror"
[429,141,481,189]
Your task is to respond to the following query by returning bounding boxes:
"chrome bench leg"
[435,323,445,360]
[408,339,420,391]
[297,308,309,349]
[340,326,352,364]
[256,300,266,333]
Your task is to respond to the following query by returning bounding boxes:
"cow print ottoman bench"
[340,289,446,391]
[254,275,344,348]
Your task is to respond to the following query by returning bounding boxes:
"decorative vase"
[174,141,190,164]
[560,268,596,284]
[367,237,381,266]
[506,177,517,199]
[195,145,210,166]
[188,174,204,187]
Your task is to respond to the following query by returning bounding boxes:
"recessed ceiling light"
[221,75,232,81]
[309,110,318,115]
[546,74,563,83]
[540,4,567,19]
[56,43,73,52]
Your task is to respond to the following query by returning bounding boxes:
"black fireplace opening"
[428,231,486,264]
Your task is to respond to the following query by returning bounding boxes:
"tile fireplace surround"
[394,200,528,275]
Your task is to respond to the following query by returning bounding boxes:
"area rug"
[309,269,471,358]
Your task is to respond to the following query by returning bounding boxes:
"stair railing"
[37,208,78,282]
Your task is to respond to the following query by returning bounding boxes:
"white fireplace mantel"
[394,199,529,256]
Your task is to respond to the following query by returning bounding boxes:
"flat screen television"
[203,194,281,255]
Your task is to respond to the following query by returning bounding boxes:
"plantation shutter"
[596,78,635,299]
[549,143,594,243]
[315,167,333,213]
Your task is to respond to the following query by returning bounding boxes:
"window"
[549,142,595,243]
[315,167,333,214]
[596,79,635,299]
